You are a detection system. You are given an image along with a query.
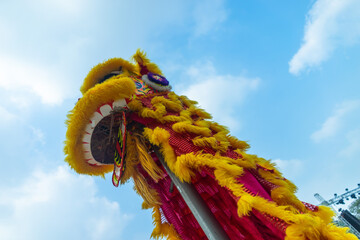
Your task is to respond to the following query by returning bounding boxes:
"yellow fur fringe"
[128,90,355,238]
[132,49,163,76]
[192,136,229,152]
[142,123,356,240]
[143,127,178,176]
[132,170,161,207]
[119,134,140,184]
[64,77,136,176]
[80,58,136,94]
[134,136,164,182]
[150,206,181,240]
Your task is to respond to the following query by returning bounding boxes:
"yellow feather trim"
[127,98,143,112]
[175,152,244,182]
[285,217,358,240]
[134,136,164,182]
[168,92,184,105]
[143,127,170,146]
[143,127,178,176]
[192,136,228,152]
[64,77,136,176]
[119,134,140,184]
[132,49,163,76]
[141,103,167,122]
[209,121,229,134]
[145,137,356,239]
[172,121,212,137]
[227,135,250,151]
[150,206,181,240]
[179,108,192,119]
[80,58,137,94]
[312,206,335,223]
[270,187,306,213]
[132,170,161,207]
[142,201,151,210]
[194,120,211,128]
[188,106,212,119]
[151,96,183,112]
[178,95,198,107]
[234,151,257,168]
[162,115,189,123]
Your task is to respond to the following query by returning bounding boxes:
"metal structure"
[342,210,360,233]
[315,185,360,206]
[314,185,360,238]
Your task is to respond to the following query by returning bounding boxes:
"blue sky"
[1,0,360,239]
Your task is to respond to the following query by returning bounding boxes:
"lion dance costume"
[64,50,357,240]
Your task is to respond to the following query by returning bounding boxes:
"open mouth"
[82,99,128,166]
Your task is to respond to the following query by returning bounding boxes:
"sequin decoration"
[148,72,169,86]
[130,75,154,96]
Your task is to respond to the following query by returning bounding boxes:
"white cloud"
[30,126,46,145]
[34,0,89,16]
[0,0,229,112]
[179,62,260,131]
[0,166,131,240]
[289,0,360,75]
[0,105,16,124]
[311,100,360,142]
[273,159,304,179]
[340,128,360,157]
[0,57,71,106]
[193,0,227,36]
[0,21,14,47]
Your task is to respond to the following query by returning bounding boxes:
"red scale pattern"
[302,202,319,212]
[133,94,292,239]
[141,154,286,240]
[248,168,279,194]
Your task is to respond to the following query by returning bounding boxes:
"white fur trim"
[142,75,172,92]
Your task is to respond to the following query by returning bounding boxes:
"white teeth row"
[82,99,127,166]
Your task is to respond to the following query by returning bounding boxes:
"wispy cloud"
[193,0,227,36]
[311,100,360,142]
[0,166,131,240]
[289,0,360,75]
[0,105,16,124]
[0,57,72,106]
[30,126,46,145]
[178,61,259,131]
[34,0,90,16]
[340,128,360,157]
[273,159,304,179]
[0,0,230,112]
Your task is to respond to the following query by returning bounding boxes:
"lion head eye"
[98,68,123,84]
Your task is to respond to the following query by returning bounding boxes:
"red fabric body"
[139,156,286,240]
[132,94,313,239]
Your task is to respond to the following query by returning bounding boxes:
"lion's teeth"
[82,133,91,143]
[83,151,93,160]
[87,159,99,165]
[112,99,126,109]
[85,124,93,134]
[91,112,102,125]
[100,104,112,116]
[84,99,127,167]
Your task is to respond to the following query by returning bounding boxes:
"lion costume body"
[64,50,357,240]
